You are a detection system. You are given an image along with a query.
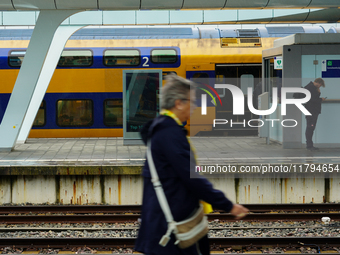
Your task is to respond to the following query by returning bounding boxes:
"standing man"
[304,78,326,150]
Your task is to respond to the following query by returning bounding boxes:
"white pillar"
[16,25,84,144]
[0,10,81,151]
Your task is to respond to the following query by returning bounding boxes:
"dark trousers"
[305,114,319,148]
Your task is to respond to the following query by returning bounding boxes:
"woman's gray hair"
[160,74,196,110]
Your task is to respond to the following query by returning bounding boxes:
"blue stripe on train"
[0,92,123,129]
[0,47,181,70]
[0,94,10,124]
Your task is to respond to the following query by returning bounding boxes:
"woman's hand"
[230,204,249,220]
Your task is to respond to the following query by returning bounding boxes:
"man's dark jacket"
[304,81,322,115]
[135,115,233,255]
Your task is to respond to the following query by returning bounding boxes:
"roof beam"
[0,9,338,26]
[1,0,340,10]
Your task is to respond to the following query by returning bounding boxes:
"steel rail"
[0,213,339,224]
[0,225,331,231]
[0,203,340,214]
[0,205,140,214]
[0,237,339,249]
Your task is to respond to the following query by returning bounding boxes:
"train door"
[215,64,262,136]
[186,68,216,136]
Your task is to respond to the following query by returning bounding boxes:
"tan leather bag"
[174,204,209,248]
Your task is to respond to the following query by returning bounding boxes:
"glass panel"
[104,49,140,66]
[123,70,162,142]
[268,58,282,103]
[215,74,226,96]
[214,65,262,132]
[240,74,254,96]
[104,99,123,127]
[9,50,26,67]
[33,101,45,127]
[264,58,283,143]
[151,49,177,64]
[58,50,93,67]
[57,99,93,127]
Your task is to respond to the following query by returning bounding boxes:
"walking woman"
[135,74,248,255]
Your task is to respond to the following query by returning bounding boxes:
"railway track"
[0,204,339,253]
[0,203,339,224]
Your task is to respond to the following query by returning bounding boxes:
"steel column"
[0,10,81,151]
[16,25,84,144]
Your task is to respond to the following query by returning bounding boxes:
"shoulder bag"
[146,140,209,249]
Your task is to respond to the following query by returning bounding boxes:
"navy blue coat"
[304,82,322,115]
[135,115,233,255]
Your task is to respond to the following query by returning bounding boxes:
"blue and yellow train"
[0,25,329,138]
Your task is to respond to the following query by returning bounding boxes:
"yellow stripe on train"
[28,129,123,138]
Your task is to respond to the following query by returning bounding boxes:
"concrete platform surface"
[1,137,340,204]
[0,137,339,167]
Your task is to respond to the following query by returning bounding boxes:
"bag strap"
[147,140,177,246]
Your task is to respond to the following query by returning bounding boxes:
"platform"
[0,137,340,168]
[1,137,340,205]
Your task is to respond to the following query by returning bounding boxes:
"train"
[0,25,331,138]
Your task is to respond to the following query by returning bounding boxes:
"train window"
[58,50,93,67]
[193,73,209,79]
[192,72,209,85]
[32,100,46,127]
[162,71,177,80]
[104,99,123,127]
[57,99,93,127]
[192,73,210,104]
[104,49,140,66]
[8,50,26,67]
[151,49,177,64]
